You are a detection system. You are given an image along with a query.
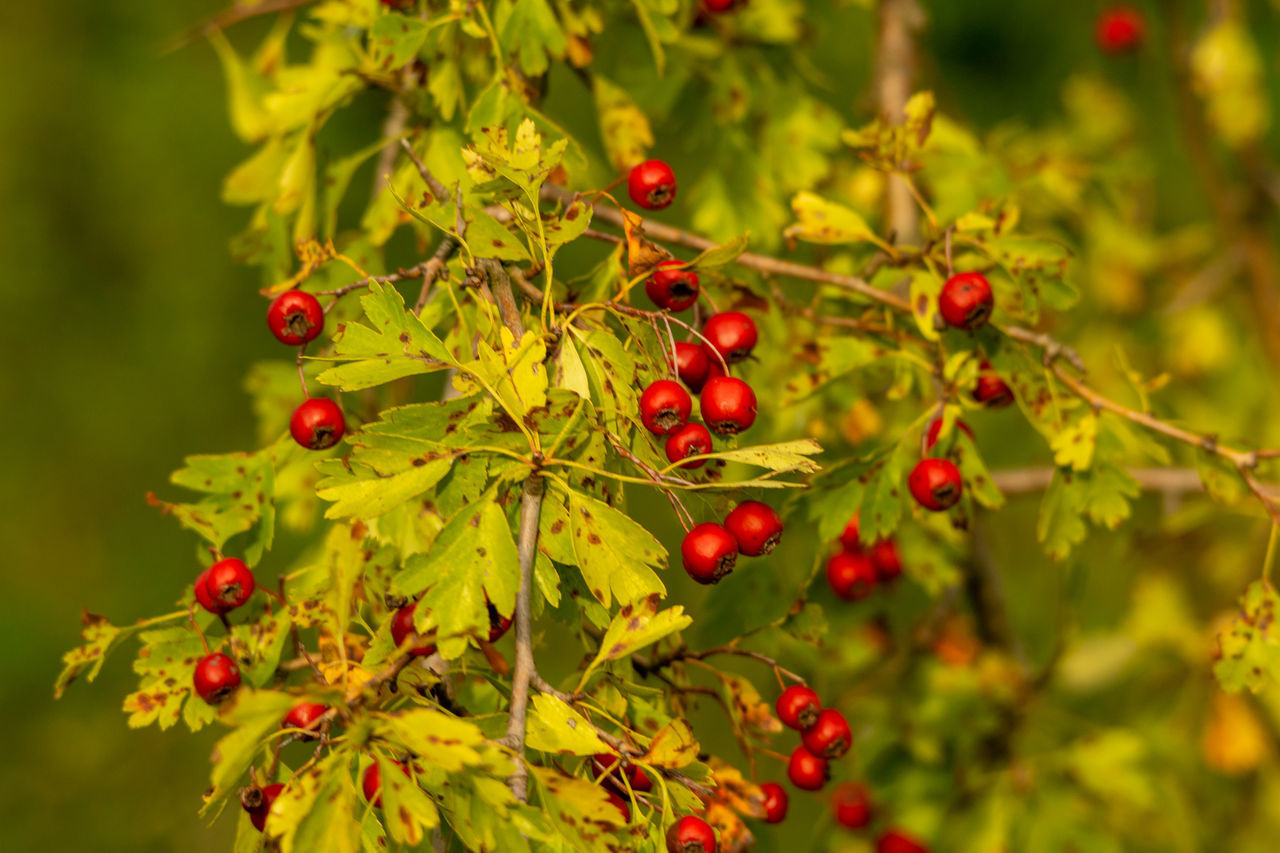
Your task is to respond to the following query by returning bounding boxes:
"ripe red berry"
[1096,6,1143,53]
[193,652,241,705]
[647,260,700,311]
[877,829,930,853]
[672,342,712,393]
[973,360,1014,408]
[775,684,821,730]
[666,815,718,853]
[242,782,284,832]
[723,501,783,556]
[199,557,255,614]
[361,761,410,808]
[802,708,852,759]
[640,379,693,436]
[665,423,714,469]
[193,567,219,613]
[628,159,677,210]
[486,601,513,643]
[681,522,739,584]
[787,746,829,791]
[267,290,324,345]
[391,603,436,657]
[924,417,974,451]
[832,782,873,830]
[282,702,328,739]
[839,513,861,550]
[938,272,994,330]
[760,781,788,823]
[703,0,738,11]
[908,458,963,511]
[606,790,632,823]
[869,539,902,582]
[827,550,877,600]
[702,312,758,364]
[591,752,653,793]
[700,376,757,435]
[290,397,346,450]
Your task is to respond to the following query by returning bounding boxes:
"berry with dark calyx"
[628,159,677,210]
[832,782,873,830]
[267,290,324,345]
[666,815,718,853]
[827,550,877,600]
[282,702,328,739]
[802,708,852,759]
[290,397,346,450]
[591,752,653,793]
[199,557,255,614]
[673,342,712,393]
[760,781,788,823]
[938,272,994,330]
[1096,6,1144,54]
[486,601,513,642]
[606,790,632,824]
[838,513,861,551]
[242,782,284,833]
[723,501,783,556]
[702,312,758,364]
[973,360,1014,408]
[908,458,963,511]
[787,746,830,791]
[647,260,700,311]
[391,603,436,657]
[193,653,241,705]
[640,379,693,436]
[700,376,757,435]
[361,760,410,809]
[869,539,903,582]
[877,829,930,853]
[924,417,974,451]
[665,423,714,469]
[681,522,739,584]
[775,684,821,730]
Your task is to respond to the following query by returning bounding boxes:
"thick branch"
[503,471,544,802]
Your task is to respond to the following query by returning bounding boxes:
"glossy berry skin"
[802,709,852,759]
[282,702,328,739]
[973,360,1014,408]
[193,568,219,613]
[869,539,902,582]
[591,752,653,793]
[787,746,830,791]
[723,501,783,556]
[391,603,436,657]
[775,685,821,730]
[199,557,255,614]
[267,290,324,345]
[760,782,788,823]
[700,376,757,435]
[701,312,758,364]
[832,782,873,830]
[924,417,974,451]
[244,782,284,832]
[673,342,712,393]
[681,522,739,584]
[290,397,346,450]
[827,550,877,600]
[647,260,700,311]
[193,653,241,705]
[665,423,714,469]
[838,513,861,551]
[1096,6,1143,53]
[606,790,632,824]
[938,272,994,330]
[666,815,718,853]
[908,458,963,511]
[640,379,693,436]
[628,159,677,210]
[877,829,930,853]
[486,602,513,642]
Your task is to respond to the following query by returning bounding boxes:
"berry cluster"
[825,514,903,601]
[266,289,347,451]
[680,500,782,585]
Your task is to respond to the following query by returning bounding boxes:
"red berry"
[243,782,284,833]
[973,360,1014,408]
[802,708,852,759]
[868,539,902,581]
[361,760,410,808]
[647,260,700,312]
[267,290,324,345]
[700,376,757,435]
[606,790,632,824]
[827,550,877,600]
[486,601,513,643]
[838,513,861,550]
[193,653,241,705]
[673,342,712,392]
[775,685,821,730]
[908,458,963,511]
[640,379,693,436]
[702,312,758,364]
[703,0,738,11]
[832,782,873,830]
[877,829,930,853]
[938,272,994,330]
[391,603,436,657]
[199,557,255,614]
[591,752,653,793]
[681,522,739,584]
[193,568,219,613]
[1096,6,1143,53]
[282,702,328,739]
[666,815,718,853]
[924,417,974,451]
[760,781,788,823]
[628,159,677,210]
[787,746,829,791]
[723,501,783,556]
[665,423,714,469]
[290,397,346,450]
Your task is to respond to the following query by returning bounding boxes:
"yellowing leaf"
[1051,415,1097,471]
[643,718,699,768]
[594,75,653,171]
[525,693,610,756]
[372,709,487,771]
[582,594,691,684]
[784,192,885,247]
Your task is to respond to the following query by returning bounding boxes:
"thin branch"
[876,0,925,248]
[399,138,451,203]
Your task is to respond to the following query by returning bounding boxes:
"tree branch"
[876,0,925,249]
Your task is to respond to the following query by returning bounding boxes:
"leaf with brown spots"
[559,483,666,609]
[581,594,690,685]
[642,718,699,768]
[123,626,206,731]
[525,693,611,755]
[318,282,454,392]
[372,709,486,771]
[54,610,122,699]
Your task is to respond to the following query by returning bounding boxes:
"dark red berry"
[868,539,902,581]
[267,290,324,345]
[723,501,783,556]
[973,360,1014,408]
[1096,6,1143,53]
[787,746,829,791]
[361,760,410,809]
[290,398,346,450]
[606,790,632,823]
[282,702,328,739]
[666,815,718,853]
[200,557,255,614]
[681,522,739,584]
[666,423,714,469]
[486,601,513,643]
[760,781,788,823]
[673,342,712,392]
[243,782,284,832]
[647,260,700,311]
[640,379,693,436]
[924,417,974,451]
[391,603,436,657]
[938,272,993,330]
[832,782,873,830]
[801,708,852,759]
[193,653,241,705]
[700,376,757,435]
[703,0,738,11]
[877,829,929,853]
[775,685,821,730]
[628,159,677,210]
[591,752,653,793]
[839,513,861,550]
[908,458,963,511]
[827,550,877,600]
[702,312,758,364]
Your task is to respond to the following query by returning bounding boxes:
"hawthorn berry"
[391,603,436,657]
[802,708,852,759]
[647,260,700,311]
[606,790,632,824]
[198,557,255,614]
[700,376,757,435]
[361,760,410,809]
[640,379,693,436]
[591,752,653,793]
[1096,6,1144,54]
[973,360,1014,408]
[290,397,346,450]
[673,342,712,393]
[787,746,829,791]
[681,522,739,584]
[267,290,324,345]
[868,539,902,582]
[665,422,714,469]
[486,601,513,643]
[193,652,241,705]
[775,684,821,730]
[877,829,930,853]
[839,513,861,550]
[723,501,783,556]
[666,815,718,853]
[702,312,758,364]
[703,0,738,11]
[832,782,873,830]
[760,781,788,823]
[827,550,877,600]
[938,272,993,330]
[924,417,974,451]
[242,782,284,833]
[908,458,963,511]
[282,702,328,739]
[193,568,219,613]
[628,159,677,210]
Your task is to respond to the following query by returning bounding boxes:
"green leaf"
[202,690,297,817]
[317,282,453,391]
[582,594,691,684]
[157,446,277,561]
[1051,414,1098,471]
[271,751,361,853]
[561,484,667,608]
[374,755,439,846]
[123,627,206,731]
[530,765,625,848]
[1215,580,1280,693]
[456,329,548,420]
[525,693,610,756]
[55,612,124,699]
[675,439,823,475]
[687,233,750,270]
[784,191,886,248]
[495,0,567,76]
[369,13,429,67]
[371,709,487,770]
[1037,469,1088,561]
[593,75,653,172]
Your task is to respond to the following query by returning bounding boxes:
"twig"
[399,138,451,203]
